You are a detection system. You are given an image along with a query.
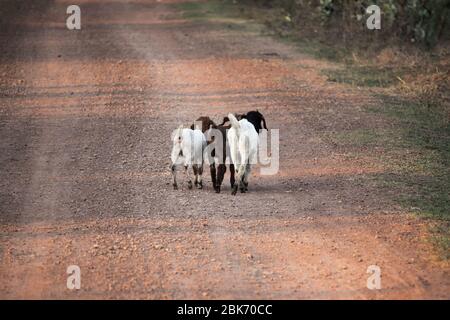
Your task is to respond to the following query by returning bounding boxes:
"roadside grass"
[174,1,263,33]
[430,223,450,260]
[178,0,450,258]
[369,97,450,214]
[175,1,233,19]
[326,95,450,258]
[322,128,399,148]
[322,66,404,88]
[335,95,450,258]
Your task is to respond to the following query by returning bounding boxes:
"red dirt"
[0,0,449,299]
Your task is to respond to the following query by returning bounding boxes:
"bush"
[238,0,450,47]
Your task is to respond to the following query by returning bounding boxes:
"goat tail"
[174,125,183,141]
[261,115,268,130]
[219,116,229,126]
[228,113,240,130]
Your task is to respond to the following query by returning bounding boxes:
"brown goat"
[192,117,235,193]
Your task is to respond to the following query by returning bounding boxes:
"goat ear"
[261,115,268,130]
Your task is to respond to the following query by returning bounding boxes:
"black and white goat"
[220,110,268,133]
[171,126,206,190]
[227,113,259,195]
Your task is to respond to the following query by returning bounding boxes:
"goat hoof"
[188,181,193,189]
[231,186,238,195]
[215,187,221,193]
[173,184,178,190]
[197,183,203,189]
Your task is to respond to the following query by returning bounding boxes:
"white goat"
[227,113,259,195]
[171,126,206,190]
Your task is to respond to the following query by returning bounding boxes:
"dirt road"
[0,0,448,299]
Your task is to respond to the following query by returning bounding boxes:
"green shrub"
[238,0,450,47]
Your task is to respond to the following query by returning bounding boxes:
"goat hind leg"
[210,163,218,192]
[232,164,246,195]
[216,164,226,193]
[197,165,203,189]
[231,166,240,195]
[184,164,193,189]
[243,163,251,191]
[238,164,247,193]
[171,164,178,190]
[229,163,235,189]
[192,165,199,187]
